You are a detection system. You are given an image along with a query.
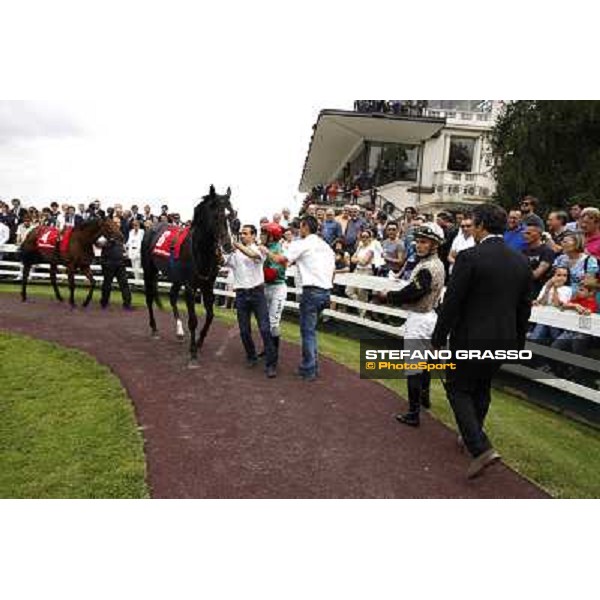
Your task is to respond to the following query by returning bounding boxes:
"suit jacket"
[431,237,532,351]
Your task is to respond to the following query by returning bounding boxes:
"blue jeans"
[236,286,276,368]
[299,286,331,376]
[528,323,563,344]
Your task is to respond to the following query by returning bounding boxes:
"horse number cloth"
[153,226,180,258]
[153,226,190,260]
[36,227,60,252]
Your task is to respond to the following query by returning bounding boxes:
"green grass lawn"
[0,329,149,499]
[2,282,600,498]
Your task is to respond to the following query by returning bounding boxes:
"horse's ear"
[210,185,216,197]
[226,187,232,198]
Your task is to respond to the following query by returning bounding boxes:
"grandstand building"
[299,100,505,215]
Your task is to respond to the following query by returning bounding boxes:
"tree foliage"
[491,101,600,213]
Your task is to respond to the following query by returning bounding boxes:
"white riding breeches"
[265,284,287,337]
[403,310,438,376]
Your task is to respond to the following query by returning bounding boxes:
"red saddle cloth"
[36,226,60,253]
[59,227,74,256]
[153,226,180,258]
[173,226,190,260]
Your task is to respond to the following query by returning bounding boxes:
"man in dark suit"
[431,204,532,479]
[98,224,132,310]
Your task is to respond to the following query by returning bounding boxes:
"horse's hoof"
[188,359,200,370]
[177,334,185,342]
[151,332,160,340]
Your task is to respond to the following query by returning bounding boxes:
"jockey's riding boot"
[396,375,422,427]
[420,371,432,409]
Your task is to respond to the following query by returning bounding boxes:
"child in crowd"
[560,274,598,316]
[528,266,573,347]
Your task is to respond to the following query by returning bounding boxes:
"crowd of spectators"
[2,193,599,383]
[0,198,190,274]
[274,195,600,384]
[307,178,378,208]
[354,100,430,117]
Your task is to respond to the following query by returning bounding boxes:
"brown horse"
[20,218,114,307]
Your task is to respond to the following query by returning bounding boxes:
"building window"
[448,137,475,172]
[371,142,419,186]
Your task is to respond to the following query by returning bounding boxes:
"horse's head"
[194,185,235,256]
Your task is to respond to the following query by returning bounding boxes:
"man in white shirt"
[448,216,476,274]
[280,207,291,229]
[225,224,278,378]
[266,215,335,381]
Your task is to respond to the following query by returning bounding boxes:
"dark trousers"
[445,368,499,458]
[101,264,132,308]
[236,286,276,368]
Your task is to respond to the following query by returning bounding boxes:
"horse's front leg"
[197,284,215,353]
[50,262,64,302]
[184,285,199,367]
[170,282,184,340]
[82,265,96,308]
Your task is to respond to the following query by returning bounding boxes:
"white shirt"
[369,239,385,268]
[285,234,335,290]
[451,231,476,255]
[536,285,572,305]
[225,243,266,290]
[127,228,145,258]
[0,222,10,246]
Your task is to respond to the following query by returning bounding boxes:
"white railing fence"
[1,244,599,406]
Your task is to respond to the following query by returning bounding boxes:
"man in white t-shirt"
[265,215,335,381]
[225,224,277,378]
[448,216,476,274]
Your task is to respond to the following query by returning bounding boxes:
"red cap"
[261,222,284,241]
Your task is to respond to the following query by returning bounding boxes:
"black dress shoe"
[395,412,420,427]
[266,366,277,379]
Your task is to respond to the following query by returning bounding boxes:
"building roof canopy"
[300,110,445,192]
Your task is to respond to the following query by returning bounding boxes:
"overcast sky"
[0,98,353,224]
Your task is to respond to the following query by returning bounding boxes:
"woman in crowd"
[553,231,599,305]
[126,218,145,282]
[346,229,375,318]
[330,238,350,312]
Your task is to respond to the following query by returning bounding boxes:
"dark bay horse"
[20,218,114,307]
[142,186,235,366]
